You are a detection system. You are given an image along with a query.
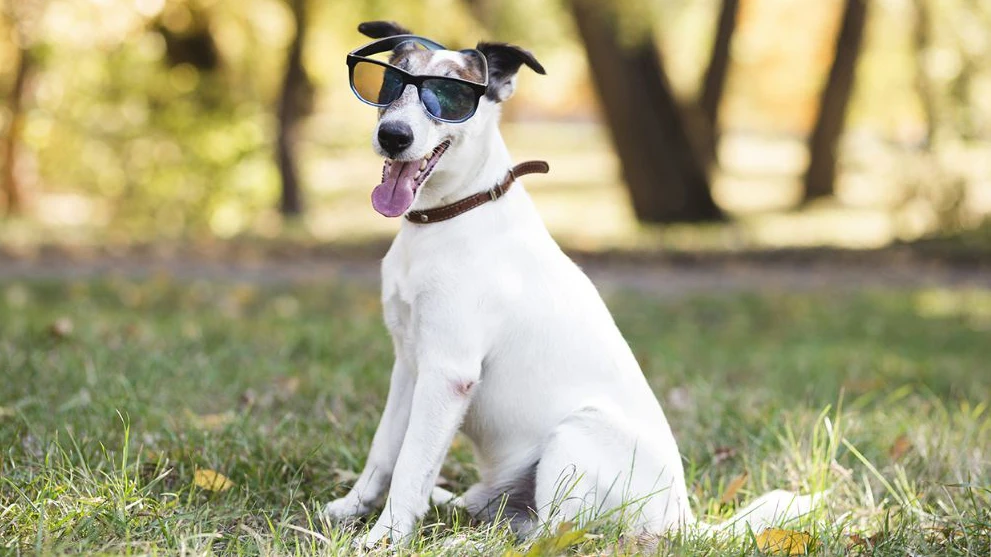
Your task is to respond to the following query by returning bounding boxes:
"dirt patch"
[1,242,988,296]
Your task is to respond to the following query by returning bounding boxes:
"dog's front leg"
[322,358,413,521]
[360,359,479,547]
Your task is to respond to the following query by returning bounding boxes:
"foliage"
[0,0,989,240]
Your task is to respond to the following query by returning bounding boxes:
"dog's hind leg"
[430,486,459,506]
[533,404,695,534]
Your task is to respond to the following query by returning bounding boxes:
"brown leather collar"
[405,160,549,224]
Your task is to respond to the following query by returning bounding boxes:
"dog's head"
[357,21,545,217]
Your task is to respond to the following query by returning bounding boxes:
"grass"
[1,277,989,555]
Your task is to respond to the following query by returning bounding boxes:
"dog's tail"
[698,490,823,537]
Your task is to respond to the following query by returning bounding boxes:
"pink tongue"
[372,160,419,217]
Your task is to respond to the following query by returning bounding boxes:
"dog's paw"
[358,512,414,549]
[321,495,372,523]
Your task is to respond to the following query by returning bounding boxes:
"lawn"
[0,278,989,555]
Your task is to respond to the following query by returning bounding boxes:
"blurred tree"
[698,0,739,160]
[1,1,42,216]
[802,0,867,203]
[912,0,936,149]
[570,0,722,223]
[276,0,314,217]
[156,14,219,72]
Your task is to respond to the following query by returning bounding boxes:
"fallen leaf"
[889,434,912,461]
[720,471,748,504]
[193,469,234,492]
[756,528,814,555]
[239,389,257,409]
[186,409,235,431]
[848,532,886,549]
[275,376,300,397]
[841,378,883,393]
[713,446,737,464]
[49,317,74,339]
[524,522,587,556]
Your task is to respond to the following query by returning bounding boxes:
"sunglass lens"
[351,61,404,106]
[421,79,477,122]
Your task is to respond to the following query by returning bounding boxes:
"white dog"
[323,21,817,547]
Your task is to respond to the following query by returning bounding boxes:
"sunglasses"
[347,35,489,123]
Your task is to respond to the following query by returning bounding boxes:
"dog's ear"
[358,21,413,39]
[476,42,546,102]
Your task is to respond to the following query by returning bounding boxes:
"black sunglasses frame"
[346,35,489,124]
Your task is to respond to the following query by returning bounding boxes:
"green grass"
[1,278,989,555]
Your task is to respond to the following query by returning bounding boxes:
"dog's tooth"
[425,152,433,160]
[419,160,427,171]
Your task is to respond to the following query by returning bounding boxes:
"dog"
[323,21,818,547]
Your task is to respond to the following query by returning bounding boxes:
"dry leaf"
[522,522,587,556]
[889,434,912,461]
[49,317,74,339]
[756,528,814,555]
[186,410,235,431]
[194,469,234,492]
[275,376,300,396]
[841,378,883,393]
[849,532,886,549]
[713,446,737,464]
[239,389,257,409]
[720,471,748,504]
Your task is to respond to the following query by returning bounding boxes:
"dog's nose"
[378,122,414,156]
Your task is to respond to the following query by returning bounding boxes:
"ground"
[1,257,989,555]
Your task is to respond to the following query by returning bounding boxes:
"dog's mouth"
[371,140,451,218]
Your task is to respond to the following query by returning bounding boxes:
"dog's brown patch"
[389,48,485,83]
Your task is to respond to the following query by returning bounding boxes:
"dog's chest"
[382,275,415,353]
[380,246,434,362]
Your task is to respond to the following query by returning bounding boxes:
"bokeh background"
[1,0,990,252]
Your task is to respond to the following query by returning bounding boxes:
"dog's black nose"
[378,122,414,156]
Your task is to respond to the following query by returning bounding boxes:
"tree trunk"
[276,0,313,217]
[912,0,936,149]
[570,0,722,223]
[802,0,868,203]
[698,0,739,160]
[1,45,31,216]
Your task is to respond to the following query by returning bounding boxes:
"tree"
[698,0,739,160]
[1,2,42,216]
[275,0,314,217]
[570,0,723,223]
[802,0,868,203]
[912,0,936,149]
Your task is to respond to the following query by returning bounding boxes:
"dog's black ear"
[358,21,413,39]
[476,42,546,102]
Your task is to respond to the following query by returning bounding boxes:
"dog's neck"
[408,124,513,213]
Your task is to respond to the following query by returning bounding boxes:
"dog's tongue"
[372,160,420,217]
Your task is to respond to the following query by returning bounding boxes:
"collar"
[405,160,550,224]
